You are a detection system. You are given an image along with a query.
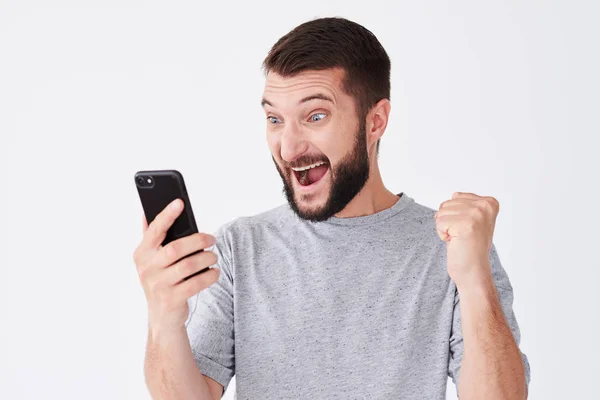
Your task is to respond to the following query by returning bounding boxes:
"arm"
[456,271,527,400]
[144,325,223,400]
[133,199,232,399]
[435,192,530,399]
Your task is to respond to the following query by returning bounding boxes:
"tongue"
[308,164,328,183]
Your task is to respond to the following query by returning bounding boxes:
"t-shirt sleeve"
[185,226,235,396]
[448,243,531,394]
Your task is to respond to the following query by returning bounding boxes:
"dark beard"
[272,120,370,222]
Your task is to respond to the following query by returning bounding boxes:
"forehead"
[262,68,348,108]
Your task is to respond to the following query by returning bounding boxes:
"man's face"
[262,68,370,222]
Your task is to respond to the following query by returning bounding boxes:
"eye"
[310,112,327,122]
[266,116,281,124]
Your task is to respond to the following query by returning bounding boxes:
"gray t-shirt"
[185,193,531,399]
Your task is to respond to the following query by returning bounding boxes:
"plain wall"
[1,1,598,399]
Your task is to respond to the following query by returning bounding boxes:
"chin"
[296,195,326,212]
[291,186,332,222]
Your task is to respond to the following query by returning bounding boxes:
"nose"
[279,122,308,163]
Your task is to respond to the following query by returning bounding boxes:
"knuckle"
[137,261,152,281]
[478,197,493,211]
[136,263,146,278]
[150,218,167,235]
[489,196,500,211]
[146,222,158,238]
[177,257,195,276]
[205,251,218,266]
[165,242,178,260]
[133,248,141,264]
[471,207,484,220]
[184,256,197,271]
[197,233,215,248]
[153,221,165,236]
[133,246,149,266]
[476,198,489,209]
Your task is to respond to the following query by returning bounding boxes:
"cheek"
[315,139,342,165]
[320,120,353,155]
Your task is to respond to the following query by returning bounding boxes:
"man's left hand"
[434,192,500,289]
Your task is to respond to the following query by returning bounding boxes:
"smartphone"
[134,169,210,279]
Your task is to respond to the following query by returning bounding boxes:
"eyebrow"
[260,93,335,108]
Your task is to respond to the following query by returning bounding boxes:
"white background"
[1,1,598,399]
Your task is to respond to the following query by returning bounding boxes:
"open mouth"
[292,161,329,187]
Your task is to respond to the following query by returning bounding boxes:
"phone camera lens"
[136,176,145,186]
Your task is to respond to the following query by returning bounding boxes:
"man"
[134,17,531,400]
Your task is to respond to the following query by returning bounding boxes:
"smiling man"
[263,68,377,223]
[138,17,530,400]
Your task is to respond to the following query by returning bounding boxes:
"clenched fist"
[434,192,499,289]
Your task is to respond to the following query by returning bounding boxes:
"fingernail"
[171,199,182,210]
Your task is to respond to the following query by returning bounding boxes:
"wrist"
[148,322,187,345]
[454,268,496,299]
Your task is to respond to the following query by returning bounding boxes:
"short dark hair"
[262,17,391,154]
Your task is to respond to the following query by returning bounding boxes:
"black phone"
[134,169,210,279]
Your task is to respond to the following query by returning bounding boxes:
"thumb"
[436,226,450,242]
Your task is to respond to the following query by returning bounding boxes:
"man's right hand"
[133,198,221,334]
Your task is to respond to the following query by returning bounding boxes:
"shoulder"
[377,195,445,260]
[397,196,439,236]
[405,198,437,223]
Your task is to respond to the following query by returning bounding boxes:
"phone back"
[135,170,198,246]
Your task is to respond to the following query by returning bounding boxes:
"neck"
[334,159,399,218]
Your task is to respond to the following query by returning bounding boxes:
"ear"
[365,98,391,151]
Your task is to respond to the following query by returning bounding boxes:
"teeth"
[291,161,327,172]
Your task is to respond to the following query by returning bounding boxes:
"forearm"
[457,270,527,400]
[144,325,213,400]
